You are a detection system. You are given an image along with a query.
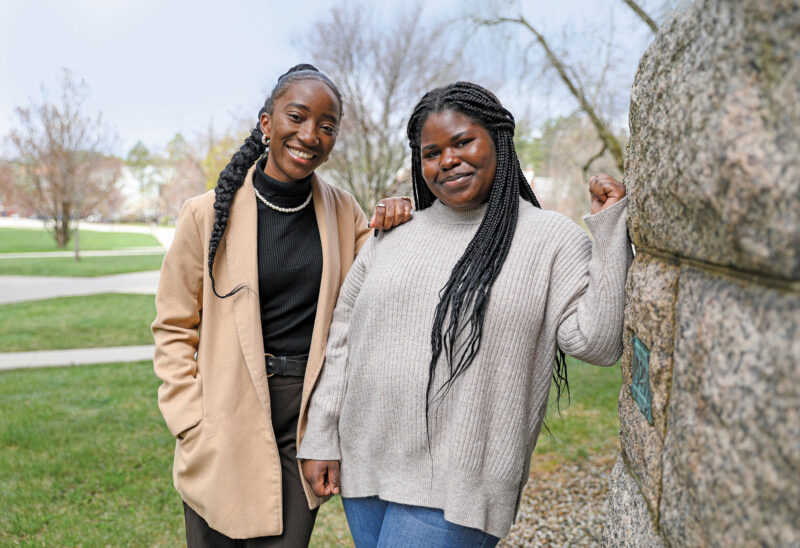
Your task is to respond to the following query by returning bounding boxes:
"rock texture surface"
[626,0,800,279]
[618,254,679,517]
[607,0,800,546]
[659,269,800,547]
[603,456,665,548]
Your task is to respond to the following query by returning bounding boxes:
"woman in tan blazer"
[152,64,411,547]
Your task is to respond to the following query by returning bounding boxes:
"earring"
[257,134,270,164]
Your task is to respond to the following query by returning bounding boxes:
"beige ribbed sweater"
[297,197,632,538]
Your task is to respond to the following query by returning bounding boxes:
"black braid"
[406,82,570,445]
[207,64,343,298]
[207,124,265,298]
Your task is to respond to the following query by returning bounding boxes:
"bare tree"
[476,12,626,173]
[6,69,119,257]
[303,4,470,210]
[126,140,160,222]
[155,126,249,224]
[159,133,206,223]
[0,160,21,215]
[542,115,621,219]
[474,0,662,175]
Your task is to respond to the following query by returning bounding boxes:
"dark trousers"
[183,375,318,547]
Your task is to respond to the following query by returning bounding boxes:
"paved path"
[0,271,160,370]
[0,270,160,304]
[0,223,169,370]
[0,248,164,259]
[0,272,160,370]
[0,345,155,371]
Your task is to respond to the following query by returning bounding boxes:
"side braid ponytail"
[207,64,343,300]
[207,125,265,298]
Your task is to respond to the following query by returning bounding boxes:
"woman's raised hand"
[369,197,413,230]
[589,174,626,215]
[301,459,340,497]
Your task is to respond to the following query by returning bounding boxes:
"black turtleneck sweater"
[252,158,322,357]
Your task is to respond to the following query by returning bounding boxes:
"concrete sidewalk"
[0,345,155,371]
[0,270,160,304]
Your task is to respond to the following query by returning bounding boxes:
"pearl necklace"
[254,186,313,213]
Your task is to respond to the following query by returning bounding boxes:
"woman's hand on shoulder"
[301,459,340,496]
[368,196,413,230]
[589,173,626,215]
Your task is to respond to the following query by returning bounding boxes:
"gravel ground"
[500,454,616,547]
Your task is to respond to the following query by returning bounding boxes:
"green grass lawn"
[0,362,356,547]
[534,359,622,466]
[0,294,155,352]
[0,227,161,253]
[0,362,182,546]
[0,254,164,277]
[0,358,619,546]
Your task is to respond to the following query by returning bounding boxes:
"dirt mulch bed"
[500,453,616,547]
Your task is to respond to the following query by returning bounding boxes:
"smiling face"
[419,109,497,211]
[260,78,341,183]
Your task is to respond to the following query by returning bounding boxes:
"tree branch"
[620,0,658,32]
[582,143,608,177]
[478,16,624,172]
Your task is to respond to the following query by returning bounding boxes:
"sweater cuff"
[296,431,341,461]
[582,196,627,229]
[583,197,629,250]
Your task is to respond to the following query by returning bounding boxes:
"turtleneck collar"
[253,156,313,208]
[425,198,488,225]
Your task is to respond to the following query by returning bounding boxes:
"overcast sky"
[0,0,665,156]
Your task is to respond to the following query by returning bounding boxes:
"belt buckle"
[265,353,275,377]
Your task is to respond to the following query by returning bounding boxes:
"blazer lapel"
[303,175,341,394]
[226,165,271,418]
[222,168,342,420]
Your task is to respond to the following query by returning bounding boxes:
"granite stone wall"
[605,1,800,546]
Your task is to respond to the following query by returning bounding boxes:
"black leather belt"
[266,353,309,377]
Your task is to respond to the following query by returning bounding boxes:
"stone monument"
[604,0,800,546]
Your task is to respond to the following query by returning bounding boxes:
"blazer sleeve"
[151,199,205,438]
[351,196,371,256]
[297,236,376,460]
[551,198,633,366]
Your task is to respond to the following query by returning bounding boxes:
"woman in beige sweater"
[300,82,632,547]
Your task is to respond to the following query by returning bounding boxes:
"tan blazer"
[152,164,369,539]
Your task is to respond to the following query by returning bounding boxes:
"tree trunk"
[54,218,70,248]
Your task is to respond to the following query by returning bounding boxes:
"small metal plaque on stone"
[630,336,653,425]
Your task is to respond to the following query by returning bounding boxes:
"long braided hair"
[406,82,570,433]
[207,64,342,298]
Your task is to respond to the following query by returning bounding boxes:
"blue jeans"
[342,496,499,548]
